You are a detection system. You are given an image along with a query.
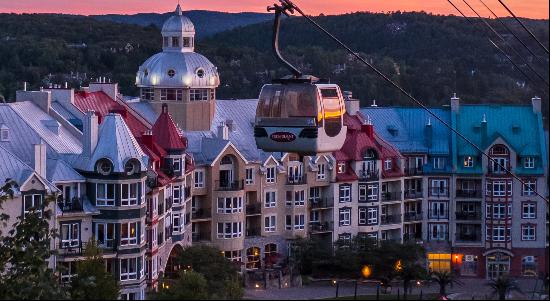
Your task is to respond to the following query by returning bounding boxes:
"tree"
[177,245,243,299]
[0,182,68,299]
[487,275,522,300]
[430,270,462,298]
[398,262,428,300]
[69,239,119,300]
[155,271,209,300]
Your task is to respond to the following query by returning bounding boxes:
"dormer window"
[0,125,9,141]
[124,160,140,175]
[167,69,176,78]
[183,37,193,48]
[524,157,535,169]
[337,162,346,174]
[433,157,445,170]
[96,159,113,176]
[464,156,474,168]
[384,159,392,171]
[173,158,182,172]
[196,68,205,78]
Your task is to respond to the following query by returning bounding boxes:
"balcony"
[456,189,482,198]
[455,211,482,221]
[286,175,307,185]
[246,227,261,237]
[309,221,334,233]
[455,232,481,243]
[57,197,84,213]
[246,203,262,215]
[404,190,423,199]
[310,198,334,209]
[358,169,379,182]
[58,241,116,257]
[487,164,511,176]
[215,180,244,191]
[404,167,423,176]
[403,211,423,222]
[381,214,402,225]
[192,209,212,220]
[428,211,449,220]
[192,232,211,242]
[381,191,402,202]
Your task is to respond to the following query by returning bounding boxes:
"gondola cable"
[270,0,549,203]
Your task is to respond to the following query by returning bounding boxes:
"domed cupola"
[162,4,196,52]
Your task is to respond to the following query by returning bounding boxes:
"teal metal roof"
[456,105,542,156]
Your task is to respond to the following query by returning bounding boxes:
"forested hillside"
[0,12,547,112]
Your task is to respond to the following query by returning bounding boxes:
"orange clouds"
[1,0,548,19]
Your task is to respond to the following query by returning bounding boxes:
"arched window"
[364,149,377,160]
[124,159,141,175]
[246,247,261,270]
[220,155,233,165]
[489,145,510,174]
[490,145,509,156]
[96,158,113,176]
[264,243,278,267]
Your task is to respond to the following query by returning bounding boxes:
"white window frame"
[172,213,182,233]
[194,170,204,188]
[524,157,535,169]
[285,215,292,230]
[121,183,139,206]
[337,162,346,174]
[339,184,352,203]
[264,191,276,208]
[217,197,243,214]
[384,159,392,171]
[95,223,115,248]
[61,222,80,248]
[217,222,243,239]
[368,184,379,201]
[430,201,448,219]
[173,185,182,204]
[521,225,536,241]
[522,203,536,219]
[430,224,448,241]
[487,180,512,197]
[430,179,448,196]
[358,207,367,225]
[359,184,367,202]
[0,128,9,141]
[264,215,276,232]
[522,180,536,196]
[317,163,326,180]
[245,168,255,185]
[368,207,378,225]
[120,257,138,281]
[339,208,351,226]
[96,183,115,206]
[294,214,305,230]
[23,194,43,215]
[266,167,276,183]
[294,190,305,206]
[464,156,474,167]
[120,222,138,246]
[433,157,445,170]
[173,158,181,172]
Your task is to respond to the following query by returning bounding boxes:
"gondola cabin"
[254,81,347,155]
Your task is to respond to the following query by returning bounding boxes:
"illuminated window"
[120,222,138,246]
[428,253,451,273]
[521,256,537,276]
[463,156,474,167]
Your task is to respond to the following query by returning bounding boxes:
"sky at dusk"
[0,0,548,19]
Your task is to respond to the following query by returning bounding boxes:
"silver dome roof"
[136,52,220,88]
[162,4,195,35]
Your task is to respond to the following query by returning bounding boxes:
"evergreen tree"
[70,239,120,300]
[0,182,68,299]
[155,271,209,300]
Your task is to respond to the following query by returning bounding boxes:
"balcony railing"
[246,228,261,237]
[192,232,211,242]
[381,214,402,225]
[58,241,117,257]
[427,232,449,242]
[487,164,511,176]
[309,221,334,233]
[381,191,402,202]
[57,197,84,213]
[403,211,423,222]
[192,209,212,220]
[310,198,334,209]
[455,232,481,243]
[428,211,449,220]
[358,169,379,181]
[286,175,307,185]
[246,203,262,215]
[455,211,482,221]
[404,190,423,199]
[404,167,423,176]
[456,189,482,198]
[215,180,244,191]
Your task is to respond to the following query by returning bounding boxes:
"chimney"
[481,114,488,142]
[532,96,541,114]
[142,130,154,151]
[23,82,27,91]
[89,81,119,101]
[451,93,460,112]
[16,90,52,114]
[371,99,378,107]
[217,122,229,141]
[83,111,99,157]
[343,91,360,116]
[362,115,375,139]
[33,143,47,178]
[424,118,433,148]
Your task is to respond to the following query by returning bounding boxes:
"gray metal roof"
[136,52,219,88]
[75,113,148,173]
[0,144,56,192]
[47,158,85,183]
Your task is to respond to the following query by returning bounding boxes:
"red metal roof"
[74,91,149,137]
[152,104,187,151]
